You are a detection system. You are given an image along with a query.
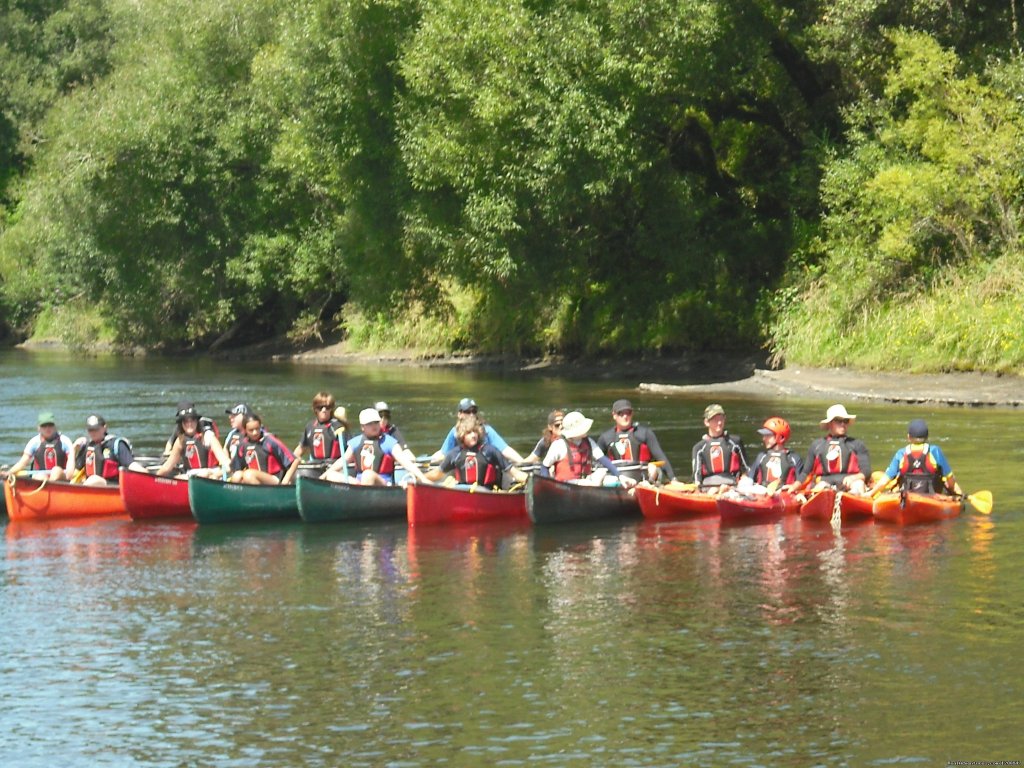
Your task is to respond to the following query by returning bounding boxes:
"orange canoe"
[634,485,719,520]
[3,475,127,522]
[716,492,800,523]
[799,489,836,520]
[873,492,962,525]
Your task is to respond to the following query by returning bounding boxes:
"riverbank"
[13,337,1023,408]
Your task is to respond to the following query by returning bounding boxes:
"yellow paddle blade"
[666,480,697,492]
[966,490,993,515]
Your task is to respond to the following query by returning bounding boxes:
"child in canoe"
[737,417,803,494]
[427,414,528,489]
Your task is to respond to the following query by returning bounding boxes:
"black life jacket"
[452,448,502,488]
[751,448,800,486]
[809,437,863,483]
[33,433,69,471]
[241,432,289,478]
[308,418,345,461]
[606,426,652,463]
[79,435,131,480]
[181,432,216,471]
[899,443,941,493]
[695,434,744,484]
[356,436,396,478]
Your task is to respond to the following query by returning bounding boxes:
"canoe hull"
[120,468,191,519]
[873,492,962,525]
[296,476,406,522]
[716,492,799,523]
[799,489,836,521]
[406,483,528,526]
[527,474,640,524]
[188,476,299,523]
[3,475,126,522]
[634,485,719,520]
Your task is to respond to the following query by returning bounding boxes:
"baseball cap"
[908,419,929,439]
[38,411,56,426]
[703,404,726,420]
[359,408,382,425]
[85,414,106,429]
[458,398,477,412]
[374,401,390,413]
[612,399,633,413]
[226,403,252,416]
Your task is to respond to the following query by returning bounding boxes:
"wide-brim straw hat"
[560,411,593,439]
[820,404,856,425]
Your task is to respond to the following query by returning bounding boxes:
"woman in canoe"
[6,411,76,481]
[281,392,348,483]
[541,411,634,487]
[230,413,296,485]
[867,419,961,496]
[428,414,529,489]
[156,402,231,479]
[322,408,429,486]
[523,410,564,464]
[740,417,803,492]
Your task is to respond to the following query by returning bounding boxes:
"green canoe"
[526,473,640,524]
[188,475,299,524]
[296,476,407,523]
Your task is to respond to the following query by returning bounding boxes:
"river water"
[1,349,1021,766]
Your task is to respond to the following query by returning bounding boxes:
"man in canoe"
[375,401,410,450]
[322,408,429,486]
[6,411,76,481]
[229,412,296,485]
[597,399,676,483]
[428,414,529,489]
[72,414,146,486]
[281,392,347,484]
[801,404,871,494]
[542,411,636,487]
[156,402,231,479]
[691,403,749,494]
[430,398,524,464]
[223,403,254,462]
[742,417,803,492]
[867,419,961,496]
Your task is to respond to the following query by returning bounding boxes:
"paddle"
[962,490,993,515]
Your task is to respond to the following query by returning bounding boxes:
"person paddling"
[72,414,145,486]
[691,404,749,494]
[7,412,75,482]
[156,402,231,479]
[801,404,871,494]
[867,419,961,496]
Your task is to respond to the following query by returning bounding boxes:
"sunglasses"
[315,405,333,411]
[552,421,563,428]
[832,418,850,424]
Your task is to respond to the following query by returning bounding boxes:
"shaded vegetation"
[1,0,1022,370]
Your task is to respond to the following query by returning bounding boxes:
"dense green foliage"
[0,0,1021,369]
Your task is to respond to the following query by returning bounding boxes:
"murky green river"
[1,350,1021,766]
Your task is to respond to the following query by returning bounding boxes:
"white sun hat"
[819,404,856,425]
[560,411,594,439]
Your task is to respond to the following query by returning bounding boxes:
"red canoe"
[3,474,127,522]
[406,482,529,525]
[119,468,192,520]
[716,492,800,523]
[634,485,719,520]
[873,492,962,525]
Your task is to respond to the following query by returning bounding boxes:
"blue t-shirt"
[439,424,509,454]
[883,443,953,480]
[349,432,401,483]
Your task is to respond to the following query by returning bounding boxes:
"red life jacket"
[241,432,289,478]
[452,449,501,487]
[553,438,596,482]
[33,434,69,471]
[899,443,941,493]
[606,427,652,463]
[357,436,396,478]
